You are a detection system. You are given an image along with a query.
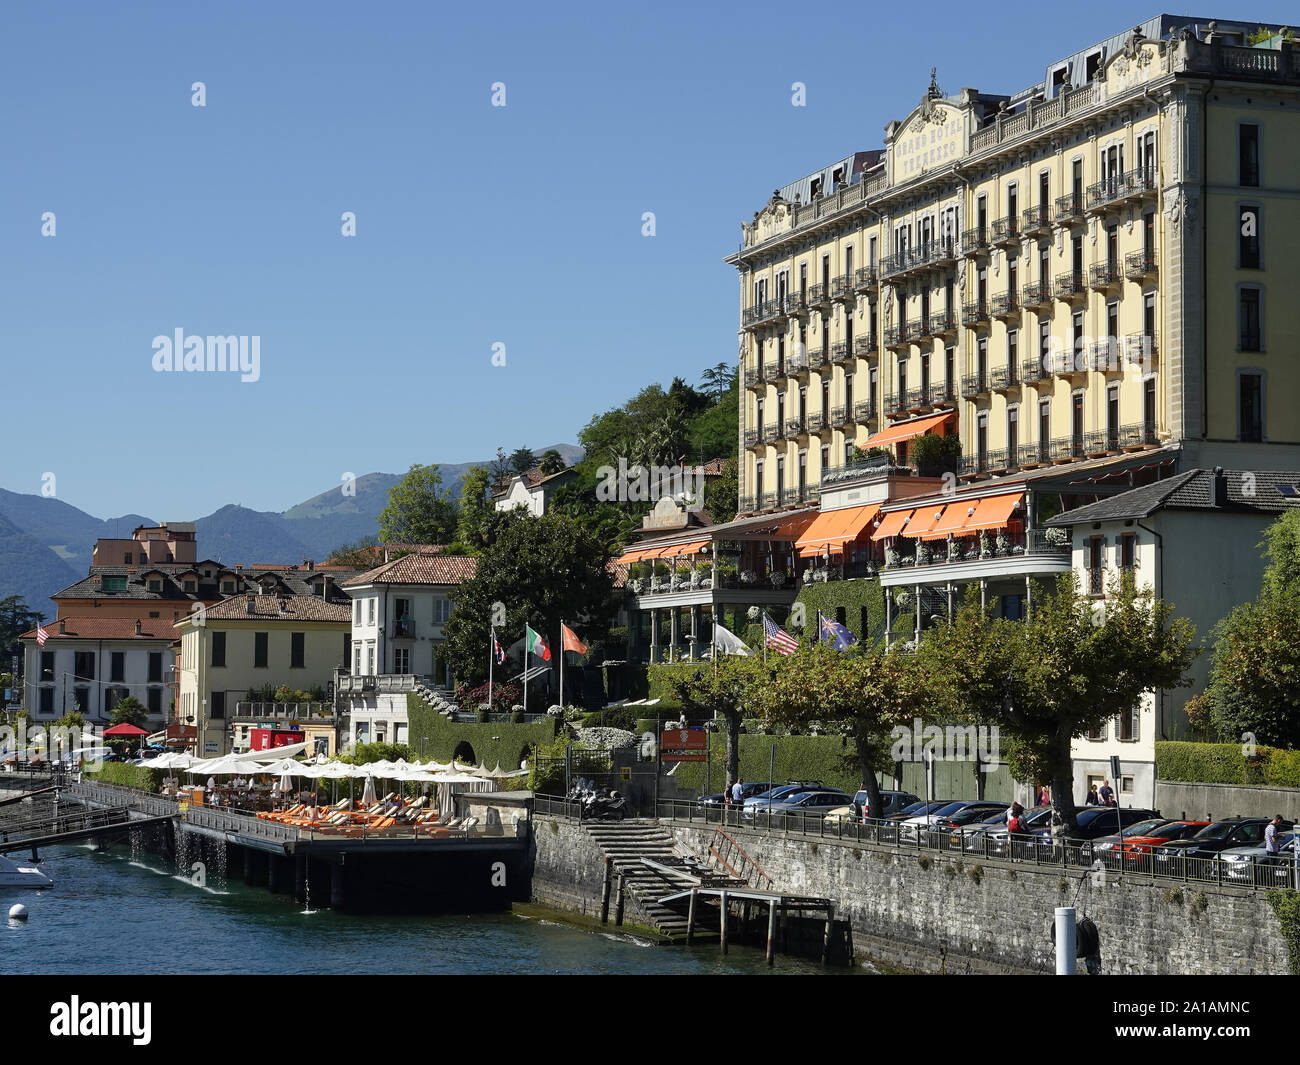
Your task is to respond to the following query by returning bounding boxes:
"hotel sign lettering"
[661,728,707,763]
[892,105,964,182]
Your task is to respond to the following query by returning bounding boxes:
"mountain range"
[0,444,583,619]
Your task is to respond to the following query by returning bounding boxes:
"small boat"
[0,854,53,889]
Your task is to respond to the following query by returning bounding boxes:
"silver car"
[744,790,850,823]
[1219,834,1296,884]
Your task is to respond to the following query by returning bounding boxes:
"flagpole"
[559,619,565,710]
[523,623,528,714]
[762,612,768,666]
[488,628,494,714]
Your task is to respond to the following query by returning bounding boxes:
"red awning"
[102,723,149,737]
[870,509,913,541]
[899,502,949,538]
[795,505,880,558]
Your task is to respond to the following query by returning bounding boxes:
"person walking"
[724,780,735,805]
[1036,784,1050,806]
[1099,779,1115,806]
[1085,783,1100,806]
[1266,814,1285,856]
[731,778,744,804]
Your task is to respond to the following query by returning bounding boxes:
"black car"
[1033,807,1163,842]
[1154,818,1295,876]
[698,781,776,806]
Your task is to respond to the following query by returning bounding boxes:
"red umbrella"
[102,724,149,737]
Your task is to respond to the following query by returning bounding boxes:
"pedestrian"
[1099,779,1115,806]
[1036,784,1050,806]
[1266,814,1285,856]
[724,780,735,805]
[1007,801,1027,843]
[677,710,687,730]
[731,778,744,804]
[1085,784,1100,806]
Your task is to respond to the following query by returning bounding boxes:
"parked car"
[1153,818,1294,877]
[1218,835,1297,884]
[824,790,921,825]
[887,800,956,822]
[1114,820,1210,861]
[976,805,1053,856]
[1088,818,1169,857]
[1032,807,1162,842]
[745,790,851,822]
[945,808,1010,849]
[898,801,985,840]
[742,781,828,815]
[698,781,776,806]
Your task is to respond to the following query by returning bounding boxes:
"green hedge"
[1157,741,1300,788]
[671,734,862,796]
[406,693,557,771]
[793,578,888,644]
[84,763,163,792]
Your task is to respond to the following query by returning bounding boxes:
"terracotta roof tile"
[192,594,352,623]
[20,617,178,641]
[343,554,478,587]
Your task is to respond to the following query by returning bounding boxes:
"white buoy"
[9,904,28,920]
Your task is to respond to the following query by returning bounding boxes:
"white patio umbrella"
[361,774,377,808]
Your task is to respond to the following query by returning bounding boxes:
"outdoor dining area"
[136,742,527,836]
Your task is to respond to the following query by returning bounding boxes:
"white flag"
[711,622,752,657]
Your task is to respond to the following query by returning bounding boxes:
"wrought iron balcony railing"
[990,363,1020,391]
[785,416,805,437]
[883,391,909,418]
[856,333,878,355]
[744,368,762,390]
[1087,167,1157,213]
[853,398,877,422]
[961,300,989,325]
[1017,441,1050,467]
[1054,272,1086,301]
[1022,280,1052,308]
[744,428,760,448]
[991,216,1019,246]
[854,265,879,291]
[992,292,1020,319]
[807,348,827,370]
[1089,262,1122,290]
[1123,333,1159,367]
[1021,204,1051,235]
[831,404,850,426]
[1054,193,1084,224]
[960,227,989,256]
[928,310,957,337]
[806,411,827,433]
[1117,422,1158,449]
[831,339,854,362]
[1021,357,1048,384]
[1051,436,1085,462]
[1125,250,1157,280]
[764,360,781,380]
[960,372,988,399]
[884,324,908,349]
[831,274,855,301]
[808,283,830,306]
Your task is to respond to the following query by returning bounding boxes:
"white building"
[339,553,476,747]
[493,467,576,516]
[1048,466,1294,807]
[20,617,174,725]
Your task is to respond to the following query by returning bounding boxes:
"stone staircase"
[414,680,462,718]
[582,821,707,938]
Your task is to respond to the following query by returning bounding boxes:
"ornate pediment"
[1103,32,1166,93]
[743,191,793,245]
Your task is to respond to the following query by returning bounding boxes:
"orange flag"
[561,622,587,655]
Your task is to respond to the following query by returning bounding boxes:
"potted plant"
[947,538,960,561]
[885,546,900,568]
[981,531,994,558]
[996,532,1010,555]
[917,542,932,565]
[1045,526,1069,547]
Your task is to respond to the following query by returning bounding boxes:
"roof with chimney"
[1048,468,1299,525]
[343,554,478,587]
[53,562,360,605]
[19,617,177,641]
[191,594,352,623]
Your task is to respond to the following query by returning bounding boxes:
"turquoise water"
[0,844,859,975]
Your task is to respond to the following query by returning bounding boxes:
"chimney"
[303,558,315,571]
[1212,466,1228,508]
[135,619,142,636]
[59,619,66,635]
[246,595,256,615]
[278,596,289,616]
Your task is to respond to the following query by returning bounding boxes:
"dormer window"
[102,576,127,592]
[220,580,235,595]
[147,578,162,593]
[184,579,196,593]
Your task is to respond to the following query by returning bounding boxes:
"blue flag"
[819,615,857,651]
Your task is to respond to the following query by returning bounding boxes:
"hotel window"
[123,552,132,565]
[976,194,987,233]
[1239,124,1260,187]
[976,413,988,467]
[755,459,764,490]
[354,599,361,625]
[368,598,376,625]
[367,644,375,673]
[1007,406,1019,457]
[821,254,830,290]
[1071,235,1083,283]
[1118,704,1138,742]
[147,578,162,593]
[1007,183,1017,221]
[798,450,807,496]
[944,348,954,395]
[1120,532,1137,574]
[220,580,234,595]
[211,633,225,668]
[211,692,226,720]
[1106,223,1118,272]
[1071,311,1084,367]
[39,688,54,715]
[777,334,785,373]
[1239,287,1262,351]
[40,651,54,681]
[776,456,786,502]
[1137,130,1156,175]
[1039,243,1049,285]
[976,337,987,382]
[776,392,785,430]
[290,632,305,669]
[1088,536,1104,596]
[1071,393,1084,451]
[896,356,907,397]
[1106,302,1119,361]
[944,278,954,315]
[1038,400,1050,450]
[148,652,162,683]
[1240,372,1264,443]
[819,445,829,475]
[148,688,161,716]
[1087,721,1106,742]
[394,647,410,674]
[433,597,451,624]
[1239,206,1260,269]
[354,645,362,674]
[1040,321,1051,369]
[868,367,878,406]
[1143,378,1156,439]
[1007,329,1018,374]
[1107,384,1120,444]
[75,650,96,679]
[110,652,124,683]
[1038,170,1050,209]
[799,263,807,300]
[254,632,268,668]
[1071,159,1083,203]
[798,386,807,421]
[1144,292,1156,343]
[1007,260,1017,302]
[976,266,987,307]
[869,235,877,267]
[756,397,765,431]
[920,353,930,396]
[845,373,854,411]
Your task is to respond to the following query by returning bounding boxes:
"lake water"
[1,843,864,975]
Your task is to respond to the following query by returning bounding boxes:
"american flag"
[491,630,506,665]
[35,624,49,647]
[762,612,798,656]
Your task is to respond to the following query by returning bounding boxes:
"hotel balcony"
[930,381,958,408]
[1057,345,1088,380]
[990,216,1019,247]
[806,411,827,433]
[922,239,958,271]
[990,363,1020,392]
[880,528,1071,592]
[856,332,878,356]
[737,493,756,514]
[764,360,781,380]
[1054,272,1086,303]
[831,339,854,364]
[902,318,927,343]
[782,292,806,318]
[1022,280,1052,309]
[1123,333,1159,369]
[1125,250,1157,281]
[761,422,782,444]
[807,347,828,371]
[854,265,879,292]
[744,428,760,449]
[880,252,909,281]
[1088,262,1123,292]
[744,368,762,390]
[785,416,806,438]
[1050,436,1085,464]
[883,390,909,418]
[928,310,957,338]
[391,618,416,638]
[961,300,989,326]
[1086,167,1157,214]
[1117,422,1159,450]
[991,291,1020,320]
[1083,430,1121,458]
[808,283,831,308]
[854,398,877,422]
[960,227,989,257]
[960,372,989,400]
[884,324,908,350]
[1054,193,1084,225]
[1021,356,1048,385]
[1017,441,1050,468]
[830,404,850,427]
[1021,204,1051,236]
[787,350,808,375]
[960,449,1011,478]
[831,274,856,302]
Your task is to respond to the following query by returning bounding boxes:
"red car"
[1116,819,1210,858]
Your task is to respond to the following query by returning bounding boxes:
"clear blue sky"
[2,1,1292,519]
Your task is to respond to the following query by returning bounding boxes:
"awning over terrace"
[794,504,880,558]
[870,508,913,541]
[858,409,956,450]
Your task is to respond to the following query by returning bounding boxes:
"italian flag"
[525,624,551,662]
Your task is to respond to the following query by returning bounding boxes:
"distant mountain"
[0,444,584,613]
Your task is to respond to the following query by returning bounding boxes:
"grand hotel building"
[729,15,1300,511]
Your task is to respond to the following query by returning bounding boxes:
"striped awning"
[870,509,913,541]
[795,504,880,558]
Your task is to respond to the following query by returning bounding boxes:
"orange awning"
[920,502,979,541]
[796,504,880,557]
[965,492,1025,532]
[657,539,709,557]
[859,410,956,451]
[871,509,913,540]
[614,546,647,564]
[899,502,949,538]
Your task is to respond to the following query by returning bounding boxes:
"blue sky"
[2,1,1293,519]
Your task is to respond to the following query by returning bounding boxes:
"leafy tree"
[760,642,925,818]
[1260,508,1300,599]
[109,696,149,730]
[925,576,1195,834]
[441,511,618,695]
[910,433,961,477]
[688,383,738,464]
[699,361,735,400]
[0,595,45,662]
[509,448,537,475]
[657,655,767,786]
[377,464,458,546]
[487,447,514,492]
[325,535,380,569]
[455,465,496,552]
[538,449,566,476]
[705,457,739,524]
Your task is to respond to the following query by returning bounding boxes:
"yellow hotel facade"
[728,16,1300,512]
